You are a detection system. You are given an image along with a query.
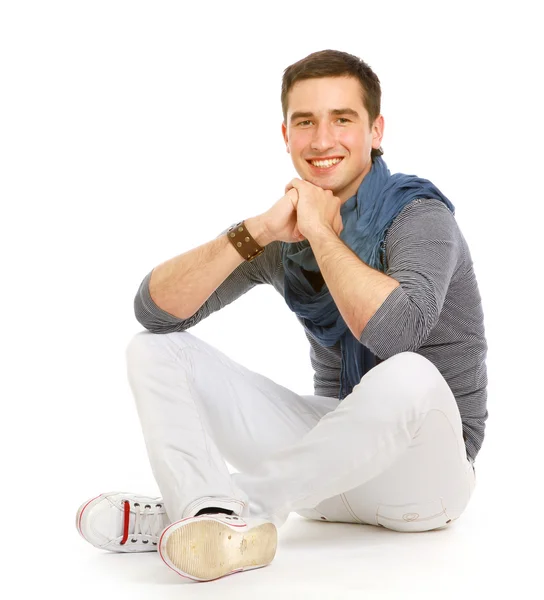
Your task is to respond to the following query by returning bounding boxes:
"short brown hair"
[281,49,384,158]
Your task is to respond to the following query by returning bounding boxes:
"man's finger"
[286,187,299,206]
[286,178,303,190]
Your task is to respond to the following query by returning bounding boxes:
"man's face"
[282,76,384,203]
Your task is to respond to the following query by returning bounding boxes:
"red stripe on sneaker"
[120,501,130,545]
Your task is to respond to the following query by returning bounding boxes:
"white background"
[1,1,543,598]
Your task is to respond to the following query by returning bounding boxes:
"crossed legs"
[126,330,475,532]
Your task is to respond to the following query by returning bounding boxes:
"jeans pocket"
[376,498,450,532]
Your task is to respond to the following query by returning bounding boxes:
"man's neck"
[339,161,373,205]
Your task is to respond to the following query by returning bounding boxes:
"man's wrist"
[304,224,337,245]
[244,215,273,247]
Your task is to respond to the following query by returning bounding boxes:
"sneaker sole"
[159,517,277,582]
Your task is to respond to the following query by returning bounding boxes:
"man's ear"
[372,115,385,150]
[281,122,290,153]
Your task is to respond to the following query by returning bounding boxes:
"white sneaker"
[76,492,170,552]
[158,513,277,582]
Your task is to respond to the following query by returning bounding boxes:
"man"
[76,49,488,583]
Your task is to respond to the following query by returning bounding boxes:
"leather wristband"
[227,220,265,262]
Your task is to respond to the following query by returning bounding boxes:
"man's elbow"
[360,300,436,359]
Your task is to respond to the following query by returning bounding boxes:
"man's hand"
[285,179,344,241]
[256,188,306,244]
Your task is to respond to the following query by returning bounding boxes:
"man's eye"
[336,118,350,124]
[297,120,312,126]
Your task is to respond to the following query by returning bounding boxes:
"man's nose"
[311,122,335,152]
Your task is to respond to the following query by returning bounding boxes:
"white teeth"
[310,158,342,168]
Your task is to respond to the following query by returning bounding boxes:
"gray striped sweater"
[134,198,488,462]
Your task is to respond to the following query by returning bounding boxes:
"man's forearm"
[149,215,270,320]
[307,226,399,340]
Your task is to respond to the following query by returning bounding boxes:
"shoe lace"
[120,500,166,546]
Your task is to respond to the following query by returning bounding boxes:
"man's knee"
[125,330,174,371]
[347,351,451,420]
[125,330,196,370]
[369,351,447,396]
[126,331,154,366]
[383,351,443,381]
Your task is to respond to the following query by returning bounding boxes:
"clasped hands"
[286,178,344,241]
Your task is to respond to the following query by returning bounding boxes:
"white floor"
[14,448,536,600]
[7,335,542,599]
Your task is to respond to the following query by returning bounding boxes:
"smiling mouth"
[307,157,344,169]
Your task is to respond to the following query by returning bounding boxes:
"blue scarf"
[281,156,455,400]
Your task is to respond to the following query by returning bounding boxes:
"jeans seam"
[340,493,365,524]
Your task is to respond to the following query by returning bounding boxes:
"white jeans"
[126,330,476,531]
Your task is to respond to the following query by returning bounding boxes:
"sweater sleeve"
[133,226,278,333]
[359,198,464,358]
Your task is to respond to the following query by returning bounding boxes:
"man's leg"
[233,351,476,532]
[125,330,335,523]
[78,329,327,564]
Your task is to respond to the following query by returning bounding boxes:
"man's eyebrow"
[290,111,314,123]
[330,108,359,118]
[289,108,360,123]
